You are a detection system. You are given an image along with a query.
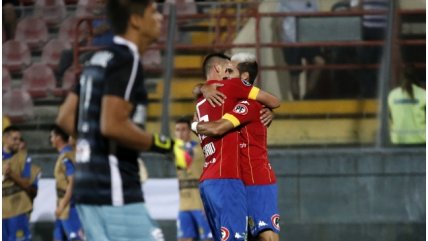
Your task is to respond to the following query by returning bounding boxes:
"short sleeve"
[221,79,259,101]
[222,101,260,127]
[21,156,32,178]
[63,159,76,177]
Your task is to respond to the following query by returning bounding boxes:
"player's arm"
[193,119,235,137]
[56,159,74,217]
[101,96,157,151]
[56,92,79,136]
[251,87,281,109]
[4,156,32,188]
[193,83,227,107]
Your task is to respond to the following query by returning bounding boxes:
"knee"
[258,230,279,241]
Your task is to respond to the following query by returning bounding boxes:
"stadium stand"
[41,38,71,70]
[22,63,56,98]
[15,16,49,51]
[33,0,67,28]
[3,67,12,94]
[3,89,35,122]
[58,16,88,45]
[2,40,32,74]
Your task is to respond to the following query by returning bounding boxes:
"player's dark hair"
[106,0,153,35]
[3,126,20,135]
[202,53,230,79]
[51,124,69,143]
[237,61,258,85]
[175,116,191,128]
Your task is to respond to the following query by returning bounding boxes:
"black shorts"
[282,47,322,77]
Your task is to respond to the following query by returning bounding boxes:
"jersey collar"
[59,145,73,154]
[113,36,139,56]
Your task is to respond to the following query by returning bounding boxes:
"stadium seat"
[33,0,67,28]
[3,67,12,94]
[22,63,56,98]
[2,40,32,74]
[142,46,162,69]
[163,0,197,15]
[41,38,71,70]
[76,0,99,17]
[52,66,78,97]
[59,17,89,45]
[2,89,35,123]
[15,17,49,50]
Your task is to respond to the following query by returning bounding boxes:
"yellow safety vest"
[176,142,205,211]
[388,84,426,144]
[2,151,33,219]
[54,150,76,219]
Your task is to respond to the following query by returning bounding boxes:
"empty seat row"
[3,39,70,74]
[3,89,35,123]
[2,63,77,98]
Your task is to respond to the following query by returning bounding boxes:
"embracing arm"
[254,89,281,109]
[193,119,235,137]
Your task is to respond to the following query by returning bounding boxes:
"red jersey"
[196,78,260,181]
[222,100,277,185]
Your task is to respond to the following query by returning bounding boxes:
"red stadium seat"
[59,17,89,45]
[2,40,32,74]
[76,0,99,17]
[2,89,35,123]
[52,66,78,97]
[41,38,71,70]
[22,63,56,98]
[163,0,197,15]
[33,0,67,28]
[3,67,12,94]
[15,17,49,50]
[142,46,162,69]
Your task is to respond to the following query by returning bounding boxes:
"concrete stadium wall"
[31,147,425,241]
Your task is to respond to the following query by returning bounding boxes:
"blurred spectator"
[279,0,325,100]
[2,0,19,40]
[3,115,11,131]
[388,66,426,145]
[322,0,360,99]
[2,126,33,241]
[56,0,112,84]
[49,125,84,241]
[350,0,388,98]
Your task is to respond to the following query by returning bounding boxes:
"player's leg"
[76,204,110,241]
[177,211,196,241]
[3,218,10,241]
[247,184,280,241]
[191,210,213,241]
[103,202,162,241]
[200,179,247,241]
[60,207,84,241]
[7,213,31,241]
[53,219,67,241]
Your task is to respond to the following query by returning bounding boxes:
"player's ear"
[129,14,142,30]
[213,64,221,74]
[241,72,249,81]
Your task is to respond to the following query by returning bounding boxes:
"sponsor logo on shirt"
[221,227,230,241]
[271,214,280,231]
[258,220,268,227]
[233,104,248,115]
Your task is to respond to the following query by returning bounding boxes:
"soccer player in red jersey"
[192,53,280,241]
[195,53,280,241]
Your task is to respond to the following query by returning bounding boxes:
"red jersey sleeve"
[222,100,260,128]
[219,78,260,101]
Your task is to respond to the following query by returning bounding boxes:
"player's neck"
[56,142,68,153]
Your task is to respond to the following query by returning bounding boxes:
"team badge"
[271,214,280,231]
[242,79,252,86]
[221,227,230,241]
[233,104,248,115]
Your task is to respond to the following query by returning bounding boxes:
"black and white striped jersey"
[74,36,148,206]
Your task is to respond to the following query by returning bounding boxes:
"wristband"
[149,133,173,153]
[191,122,198,133]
